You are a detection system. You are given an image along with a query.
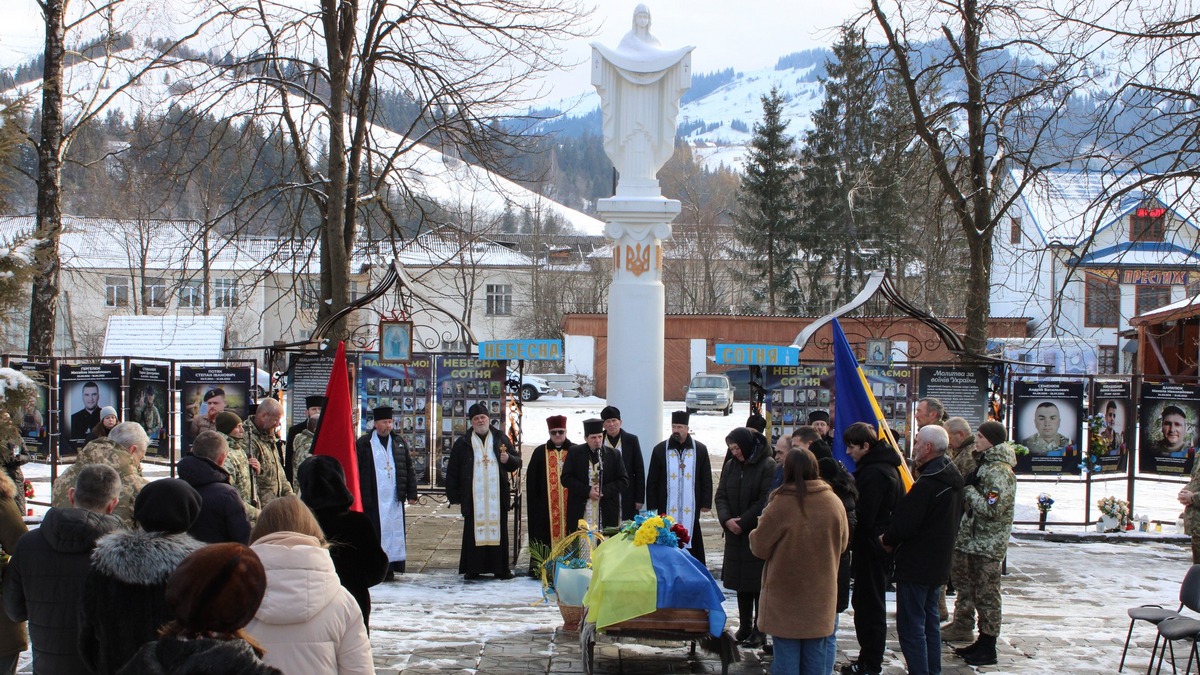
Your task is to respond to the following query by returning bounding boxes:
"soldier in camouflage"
[939,417,978,624]
[246,398,292,505]
[945,420,1015,667]
[1177,439,1200,563]
[50,422,151,527]
[215,411,260,522]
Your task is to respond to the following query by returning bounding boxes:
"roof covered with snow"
[103,315,227,360]
[1011,168,1200,246]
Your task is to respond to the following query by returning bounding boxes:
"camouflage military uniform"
[248,423,292,505]
[1182,454,1200,563]
[950,436,978,477]
[134,401,163,437]
[50,437,149,527]
[1020,432,1071,455]
[950,441,1016,637]
[290,429,315,490]
[221,432,260,522]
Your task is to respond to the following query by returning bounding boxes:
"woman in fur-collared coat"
[78,479,204,675]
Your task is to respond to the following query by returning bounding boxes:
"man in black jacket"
[178,431,252,544]
[881,425,963,675]
[4,464,123,675]
[356,405,418,578]
[600,406,644,521]
[842,422,903,675]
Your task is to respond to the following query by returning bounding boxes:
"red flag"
[311,341,363,512]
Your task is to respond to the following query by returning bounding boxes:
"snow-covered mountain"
[0,43,607,235]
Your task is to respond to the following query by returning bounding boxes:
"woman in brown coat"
[0,471,28,674]
[750,448,849,675]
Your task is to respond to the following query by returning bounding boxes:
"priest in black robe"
[526,414,573,575]
[600,405,645,521]
[563,418,629,530]
[646,410,713,564]
[446,403,520,579]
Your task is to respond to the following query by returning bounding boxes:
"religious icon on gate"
[379,320,413,363]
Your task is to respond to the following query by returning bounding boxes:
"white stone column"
[590,4,693,460]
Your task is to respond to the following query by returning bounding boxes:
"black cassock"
[645,436,714,564]
[526,438,573,565]
[562,443,628,529]
[445,431,521,575]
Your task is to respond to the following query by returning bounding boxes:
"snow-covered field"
[521,397,1190,533]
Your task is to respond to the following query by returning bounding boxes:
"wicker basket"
[558,603,584,631]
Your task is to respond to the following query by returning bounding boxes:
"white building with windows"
[0,216,539,357]
[990,169,1200,373]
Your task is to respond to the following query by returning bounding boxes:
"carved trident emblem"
[625,243,653,277]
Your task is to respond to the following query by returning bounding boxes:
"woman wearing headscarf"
[118,543,281,674]
[297,455,388,631]
[715,426,776,647]
[752,448,849,674]
[245,496,374,674]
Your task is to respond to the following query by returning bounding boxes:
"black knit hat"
[215,411,242,436]
[134,478,202,534]
[600,406,621,421]
[745,413,767,432]
[978,421,1008,447]
[809,438,834,461]
[203,388,226,402]
[167,543,267,634]
[297,455,353,513]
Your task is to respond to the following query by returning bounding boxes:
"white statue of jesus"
[592,5,694,196]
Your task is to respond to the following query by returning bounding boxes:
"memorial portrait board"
[1011,379,1084,475]
[129,363,170,457]
[13,361,49,458]
[1088,380,1131,474]
[179,366,252,453]
[359,354,432,485]
[1138,382,1200,476]
[58,363,123,458]
[431,356,505,487]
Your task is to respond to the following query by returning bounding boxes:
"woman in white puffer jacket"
[245,496,375,675]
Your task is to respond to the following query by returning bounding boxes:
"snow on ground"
[521,398,1190,533]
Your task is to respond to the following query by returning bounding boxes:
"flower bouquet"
[1037,493,1053,531]
[581,511,726,637]
[1097,496,1132,532]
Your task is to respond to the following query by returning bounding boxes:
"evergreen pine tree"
[796,26,890,312]
[733,87,801,314]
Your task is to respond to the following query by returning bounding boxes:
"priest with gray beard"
[446,403,520,580]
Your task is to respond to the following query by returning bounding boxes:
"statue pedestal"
[599,196,680,450]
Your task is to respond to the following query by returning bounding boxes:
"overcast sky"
[0,1,860,99]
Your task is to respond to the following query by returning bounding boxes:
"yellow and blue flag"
[831,319,914,491]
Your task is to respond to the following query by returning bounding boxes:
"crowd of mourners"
[0,393,1020,675]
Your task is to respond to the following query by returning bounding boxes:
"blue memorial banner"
[479,340,563,361]
[714,343,799,366]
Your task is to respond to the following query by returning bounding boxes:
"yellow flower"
[633,527,657,546]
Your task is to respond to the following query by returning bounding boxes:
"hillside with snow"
[0,44,606,235]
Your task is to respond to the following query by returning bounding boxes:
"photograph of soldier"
[1012,395,1080,475]
[1140,398,1200,475]
[60,365,123,456]
[1019,401,1071,455]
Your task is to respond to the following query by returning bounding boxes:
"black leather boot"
[961,634,997,666]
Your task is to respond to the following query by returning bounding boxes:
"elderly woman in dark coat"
[297,455,389,631]
[79,478,205,675]
[715,426,776,648]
